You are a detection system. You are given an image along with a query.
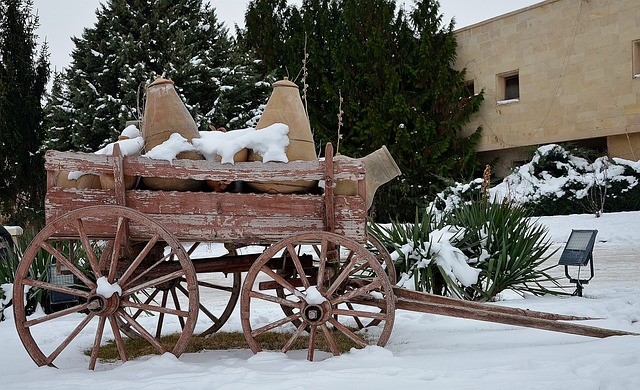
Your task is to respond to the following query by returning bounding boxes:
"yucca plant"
[445,200,566,301]
[369,209,479,299]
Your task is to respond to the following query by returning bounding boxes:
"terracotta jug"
[247,78,317,193]
[141,76,204,191]
[57,171,101,189]
[334,146,401,210]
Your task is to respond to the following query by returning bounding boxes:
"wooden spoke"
[121,299,191,318]
[282,322,307,353]
[24,302,92,327]
[122,269,186,296]
[40,241,95,289]
[287,244,311,289]
[156,290,169,338]
[117,233,160,286]
[108,315,128,363]
[45,313,96,366]
[249,290,300,308]
[251,314,302,338]
[320,324,341,356]
[117,310,167,354]
[326,252,359,296]
[333,307,388,320]
[331,279,384,306]
[89,316,107,370]
[307,325,317,361]
[170,287,185,329]
[21,278,91,299]
[120,250,173,291]
[328,317,368,348]
[109,216,127,281]
[74,218,102,279]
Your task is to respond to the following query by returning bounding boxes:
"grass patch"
[89,330,368,362]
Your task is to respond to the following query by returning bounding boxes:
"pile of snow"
[68,122,290,179]
[147,123,290,164]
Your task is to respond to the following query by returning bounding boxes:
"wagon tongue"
[392,287,636,339]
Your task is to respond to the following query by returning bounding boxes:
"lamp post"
[558,229,598,297]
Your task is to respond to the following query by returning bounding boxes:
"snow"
[95,277,122,299]
[2,211,640,388]
[303,286,326,305]
[193,123,290,164]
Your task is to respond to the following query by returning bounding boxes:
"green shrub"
[370,210,476,298]
[370,201,567,301]
[445,200,565,301]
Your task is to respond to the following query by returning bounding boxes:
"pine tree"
[0,0,49,229]
[43,0,269,152]
[241,0,484,221]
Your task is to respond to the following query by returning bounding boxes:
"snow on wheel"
[12,205,199,369]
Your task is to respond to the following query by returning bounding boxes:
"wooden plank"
[45,151,366,182]
[45,188,366,242]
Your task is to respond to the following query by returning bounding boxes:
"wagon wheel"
[275,234,396,329]
[118,241,241,339]
[241,232,395,361]
[12,205,199,369]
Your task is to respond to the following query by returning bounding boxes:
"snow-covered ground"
[2,211,640,389]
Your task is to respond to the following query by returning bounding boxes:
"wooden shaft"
[394,287,598,322]
[393,287,635,339]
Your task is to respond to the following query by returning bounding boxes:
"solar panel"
[558,230,597,266]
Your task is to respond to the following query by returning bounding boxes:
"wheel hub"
[302,301,331,324]
[86,294,120,315]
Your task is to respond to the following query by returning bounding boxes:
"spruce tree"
[43,0,270,152]
[241,0,484,221]
[0,0,49,229]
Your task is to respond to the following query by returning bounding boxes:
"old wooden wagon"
[12,143,634,370]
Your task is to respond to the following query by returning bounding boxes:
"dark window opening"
[504,75,519,100]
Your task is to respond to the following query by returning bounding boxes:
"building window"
[463,80,475,97]
[497,71,519,104]
[633,40,640,78]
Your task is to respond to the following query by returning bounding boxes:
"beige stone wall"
[455,0,640,163]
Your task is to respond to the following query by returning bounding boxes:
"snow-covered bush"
[432,144,640,216]
[370,201,563,301]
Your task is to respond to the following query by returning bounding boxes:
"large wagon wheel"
[12,205,199,369]
[274,234,396,329]
[241,232,395,361]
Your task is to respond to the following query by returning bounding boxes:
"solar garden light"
[557,229,598,297]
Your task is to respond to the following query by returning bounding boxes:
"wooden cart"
[12,143,634,370]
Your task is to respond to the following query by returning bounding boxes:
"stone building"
[455,0,640,176]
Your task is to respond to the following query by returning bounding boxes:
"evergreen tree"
[43,0,270,152]
[241,0,484,221]
[0,0,49,229]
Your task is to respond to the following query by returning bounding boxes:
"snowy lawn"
[1,211,640,389]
